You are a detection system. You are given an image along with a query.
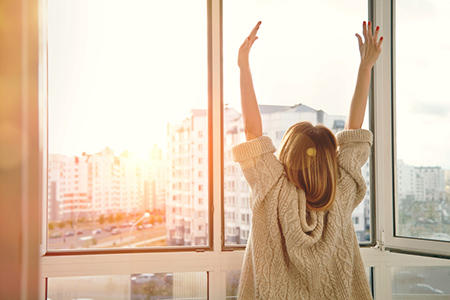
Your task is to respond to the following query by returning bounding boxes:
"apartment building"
[48,147,152,222]
[166,109,208,246]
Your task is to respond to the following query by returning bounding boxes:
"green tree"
[149,215,156,225]
[156,216,163,224]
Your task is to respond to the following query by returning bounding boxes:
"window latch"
[372,228,388,252]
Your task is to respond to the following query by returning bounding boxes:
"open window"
[379,0,450,257]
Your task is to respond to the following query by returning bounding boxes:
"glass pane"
[226,268,373,298]
[224,0,370,246]
[47,0,208,250]
[47,272,207,300]
[395,0,450,242]
[391,266,450,299]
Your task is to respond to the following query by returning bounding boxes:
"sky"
[48,0,450,169]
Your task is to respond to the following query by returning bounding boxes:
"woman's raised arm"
[238,21,262,140]
[345,21,383,130]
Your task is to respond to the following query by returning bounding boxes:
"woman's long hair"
[278,122,338,211]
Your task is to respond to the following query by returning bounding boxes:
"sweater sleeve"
[336,129,373,212]
[231,136,284,211]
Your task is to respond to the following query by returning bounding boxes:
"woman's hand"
[355,21,383,69]
[238,21,261,69]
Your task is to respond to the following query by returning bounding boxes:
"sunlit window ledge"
[40,247,450,278]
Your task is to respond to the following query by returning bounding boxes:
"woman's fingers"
[367,21,373,40]
[373,25,380,42]
[362,21,368,42]
[377,36,384,48]
[249,21,262,40]
[355,33,363,49]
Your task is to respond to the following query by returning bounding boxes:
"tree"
[107,213,115,224]
[98,214,105,225]
[116,212,124,223]
[67,219,73,228]
[156,216,163,224]
[149,215,156,225]
[48,222,55,231]
[57,221,65,230]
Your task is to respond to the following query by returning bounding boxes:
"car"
[104,225,117,232]
[120,222,132,228]
[76,229,83,235]
[111,228,121,235]
[49,232,62,238]
[92,229,102,235]
[392,271,425,284]
[409,284,444,294]
[131,273,154,284]
[64,231,75,237]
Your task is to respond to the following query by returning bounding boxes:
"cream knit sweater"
[231,129,373,300]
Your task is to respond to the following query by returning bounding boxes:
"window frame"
[38,0,450,299]
[379,0,450,258]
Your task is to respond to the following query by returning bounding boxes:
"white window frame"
[375,0,450,257]
[38,1,450,300]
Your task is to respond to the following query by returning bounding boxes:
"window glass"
[391,266,450,298]
[224,0,370,246]
[47,272,207,300]
[395,0,450,242]
[47,0,208,250]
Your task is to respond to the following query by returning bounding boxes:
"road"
[48,224,167,249]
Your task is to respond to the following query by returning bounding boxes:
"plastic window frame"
[378,0,450,258]
[38,0,450,300]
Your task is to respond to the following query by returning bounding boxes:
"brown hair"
[278,122,338,211]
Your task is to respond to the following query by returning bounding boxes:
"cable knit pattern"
[231,129,373,300]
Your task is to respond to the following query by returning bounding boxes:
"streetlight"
[128,212,150,247]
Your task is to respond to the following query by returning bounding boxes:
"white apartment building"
[47,154,89,222]
[166,109,208,246]
[397,161,446,202]
[143,145,166,212]
[48,147,150,222]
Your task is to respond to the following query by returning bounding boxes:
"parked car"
[120,222,132,228]
[76,229,83,235]
[104,225,117,232]
[49,232,62,238]
[92,229,102,235]
[111,228,121,235]
[64,231,75,237]
[131,273,154,284]
[409,284,444,294]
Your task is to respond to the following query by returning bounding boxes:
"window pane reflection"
[391,266,450,299]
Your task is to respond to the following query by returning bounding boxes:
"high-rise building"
[166,109,208,246]
[144,144,166,212]
[48,147,147,222]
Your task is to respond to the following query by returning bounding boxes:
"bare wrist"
[359,63,373,72]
